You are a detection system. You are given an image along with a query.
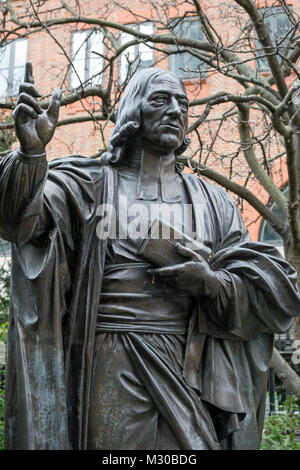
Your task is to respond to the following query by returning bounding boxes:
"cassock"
[1,151,299,450]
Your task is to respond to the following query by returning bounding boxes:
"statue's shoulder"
[181,172,237,214]
[182,172,229,198]
[48,155,110,182]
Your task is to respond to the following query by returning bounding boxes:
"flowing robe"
[1,151,299,450]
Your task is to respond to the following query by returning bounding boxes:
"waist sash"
[97,263,192,334]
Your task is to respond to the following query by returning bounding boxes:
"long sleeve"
[197,187,300,339]
[4,154,107,449]
[0,150,48,244]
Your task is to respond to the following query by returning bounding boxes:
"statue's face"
[139,72,188,153]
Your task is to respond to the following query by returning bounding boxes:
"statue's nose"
[166,97,181,117]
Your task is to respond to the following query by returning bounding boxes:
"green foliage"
[261,396,300,450]
[0,322,7,344]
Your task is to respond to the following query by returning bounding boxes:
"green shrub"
[261,396,300,450]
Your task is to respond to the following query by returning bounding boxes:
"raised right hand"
[13,62,62,155]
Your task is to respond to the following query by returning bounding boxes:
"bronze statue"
[1,63,300,450]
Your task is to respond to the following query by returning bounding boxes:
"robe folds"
[1,152,299,450]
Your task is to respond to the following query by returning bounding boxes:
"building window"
[259,186,288,254]
[119,22,154,83]
[256,6,293,72]
[0,38,28,97]
[169,19,205,79]
[70,29,104,89]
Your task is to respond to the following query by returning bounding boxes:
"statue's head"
[102,67,190,165]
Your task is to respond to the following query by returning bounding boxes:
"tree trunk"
[270,347,300,401]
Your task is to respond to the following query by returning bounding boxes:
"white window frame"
[119,22,154,83]
[70,29,104,89]
[0,38,28,97]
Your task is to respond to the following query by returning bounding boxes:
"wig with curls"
[101,67,190,166]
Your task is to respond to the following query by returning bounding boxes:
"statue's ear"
[174,136,191,156]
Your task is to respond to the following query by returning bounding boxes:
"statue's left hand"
[148,243,222,298]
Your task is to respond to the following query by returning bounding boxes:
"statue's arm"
[0,150,48,243]
[198,189,300,338]
[0,62,61,243]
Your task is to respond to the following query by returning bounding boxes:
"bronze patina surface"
[1,64,300,450]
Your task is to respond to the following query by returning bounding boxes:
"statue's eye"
[150,94,169,105]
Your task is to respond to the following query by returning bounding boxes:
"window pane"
[70,59,86,88]
[276,11,291,37]
[256,7,292,71]
[275,10,293,55]
[172,53,185,75]
[88,31,103,85]
[71,31,87,61]
[139,23,154,69]
[89,31,103,56]
[119,23,154,81]
[0,69,9,97]
[139,47,153,63]
[170,20,204,77]
[14,39,28,67]
[190,21,203,40]
[139,23,153,54]
[0,39,27,96]
[0,43,11,70]
[120,30,137,82]
[70,31,87,88]
[121,32,136,60]
[89,58,102,85]
[10,66,25,95]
